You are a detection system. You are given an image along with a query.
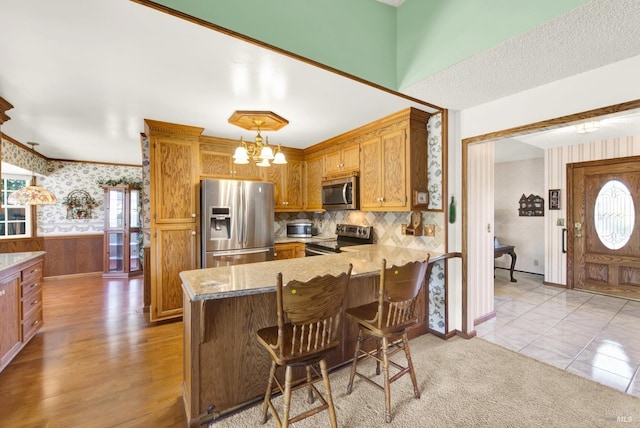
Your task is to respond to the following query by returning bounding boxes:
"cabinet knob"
[191,213,196,218]
[191,231,196,236]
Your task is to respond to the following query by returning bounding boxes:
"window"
[594,179,634,250]
[0,175,32,239]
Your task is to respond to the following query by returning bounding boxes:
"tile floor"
[476,269,640,397]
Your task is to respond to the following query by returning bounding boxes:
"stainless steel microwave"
[286,221,313,238]
[321,176,359,210]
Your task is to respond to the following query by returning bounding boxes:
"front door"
[568,156,640,300]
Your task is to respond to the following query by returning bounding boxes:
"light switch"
[557,218,565,226]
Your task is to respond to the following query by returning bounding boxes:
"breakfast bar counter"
[180,245,441,427]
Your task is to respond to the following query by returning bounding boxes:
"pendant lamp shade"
[8,185,57,205]
[6,142,57,205]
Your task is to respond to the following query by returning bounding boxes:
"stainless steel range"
[304,224,373,256]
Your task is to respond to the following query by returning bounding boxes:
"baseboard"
[45,271,103,281]
[543,281,566,288]
[455,329,477,339]
[474,311,496,326]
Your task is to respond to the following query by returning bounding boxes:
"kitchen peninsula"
[179,245,443,426]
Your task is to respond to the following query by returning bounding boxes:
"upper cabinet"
[305,155,324,211]
[262,159,305,211]
[306,107,430,212]
[324,144,359,177]
[360,129,408,210]
[200,148,262,180]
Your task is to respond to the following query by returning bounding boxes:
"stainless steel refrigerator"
[201,179,274,268]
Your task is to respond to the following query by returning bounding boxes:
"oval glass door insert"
[594,179,634,250]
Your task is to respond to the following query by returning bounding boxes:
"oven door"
[304,242,339,256]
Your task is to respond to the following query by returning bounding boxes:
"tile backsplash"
[276,210,445,253]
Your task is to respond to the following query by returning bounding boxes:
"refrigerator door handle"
[241,182,247,247]
[237,182,244,247]
[210,248,271,257]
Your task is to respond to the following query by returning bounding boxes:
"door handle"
[562,228,567,253]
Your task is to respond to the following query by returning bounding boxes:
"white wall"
[494,158,545,275]
[460,54,640,139]
[454,52,640,334]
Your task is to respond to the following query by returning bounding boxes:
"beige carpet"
[210,334,640,427]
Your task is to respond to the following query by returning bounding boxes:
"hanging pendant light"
[228,111,289,167]
[7,142,57,205]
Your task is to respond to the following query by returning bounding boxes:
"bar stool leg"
[382,336,392,423]
[261,360,277,424]
[346,329,362,394]
[403,333,420,399]
[283,365,293,428]
[320,358,338,428]
[375,338,381,375]
[306,365,314,404]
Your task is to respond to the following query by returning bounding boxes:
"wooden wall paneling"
[42,235,103,277]
[0,237,44,254]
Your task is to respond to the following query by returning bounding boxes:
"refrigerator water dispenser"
[208,207,231,240]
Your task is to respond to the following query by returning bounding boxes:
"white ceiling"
[1,0,640,166]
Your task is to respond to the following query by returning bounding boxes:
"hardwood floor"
[0,275,186,428]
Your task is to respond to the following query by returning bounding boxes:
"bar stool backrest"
[377,258,429,329]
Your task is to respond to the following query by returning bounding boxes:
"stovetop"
[305,224,373,253]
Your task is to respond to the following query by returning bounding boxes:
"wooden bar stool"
[345,257,429,423]
[256,264,352,428]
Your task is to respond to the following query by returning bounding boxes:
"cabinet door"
[341,144,360,172]
[151,138,198,223]
[284,160,304,210]
[274,243,295,260]
[305,156,324,211]
[0,273,21,369]
[152,223,197,321]
[324,151,342,176]
[200,150,232,177]
[262,164,285,208]
[381,129,407,209]
[233,160,263,180]
[105,232,125,274]
[359,137,382,209]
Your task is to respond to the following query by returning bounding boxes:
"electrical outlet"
[424,224,436,237]
[533,260,539,266]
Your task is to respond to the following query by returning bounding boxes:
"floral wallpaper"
[427,113,443,210]
[2,137,142,236]
[141,135,151,247]
[428,259,446,334]
[38,161,142,236]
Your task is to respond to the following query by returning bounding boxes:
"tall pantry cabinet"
[145,120,203,322]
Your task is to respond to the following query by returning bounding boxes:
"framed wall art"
[549,189,560,210]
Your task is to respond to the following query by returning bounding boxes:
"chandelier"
[7,142,57,205]
[228,111,288,167]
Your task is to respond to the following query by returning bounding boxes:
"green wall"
[151,0,398,88]
[396,0,591,89]
[148,0,592,91]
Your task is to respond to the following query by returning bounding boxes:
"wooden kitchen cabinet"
[0,272,21,372]
[0,253,44,373]
[305,155,324,211]
[360,129,408,209]
[262,159,305,211]
[359,109,429,211]
[145,119,202,322]
[200,149,262,180]
[324,144,359,177]
[274,242,306,260]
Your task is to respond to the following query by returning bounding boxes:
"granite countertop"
[0,251,46,271]
[180,245,440,301]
